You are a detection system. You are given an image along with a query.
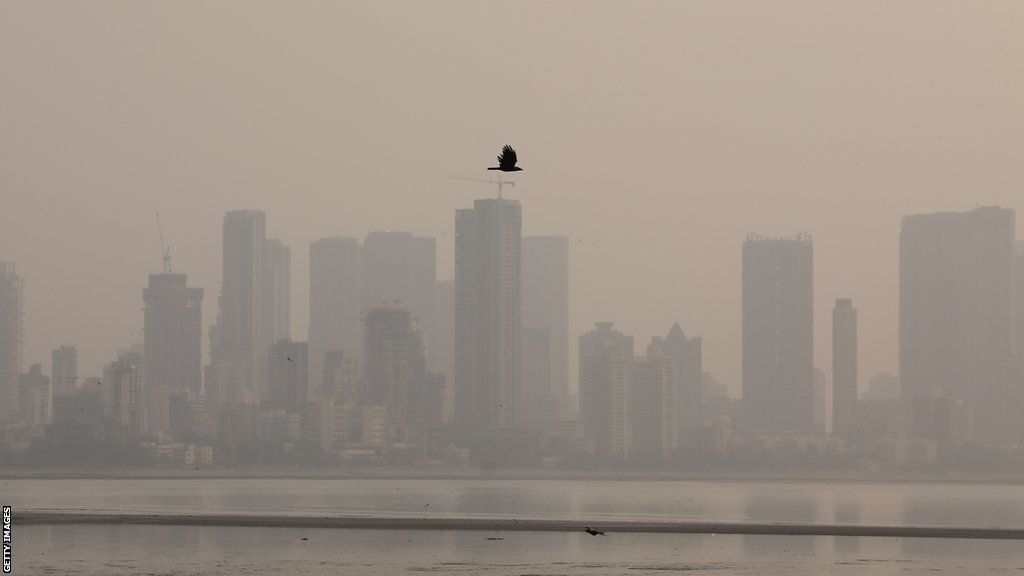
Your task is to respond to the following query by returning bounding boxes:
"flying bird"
[584,527,607,536]
[287,356,293,362]
[488,145,523,172]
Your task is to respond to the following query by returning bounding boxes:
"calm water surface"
[7,477,1024,528]
[16,524,1024,576]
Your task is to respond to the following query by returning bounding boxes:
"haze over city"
[4,1,1024,391]
[6,3,1024,575]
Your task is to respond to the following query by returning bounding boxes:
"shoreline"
[3,466,1024,485]
[17,511,1024,540]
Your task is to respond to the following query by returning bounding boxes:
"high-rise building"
[51,345,78,396]
[308,237,361,398]
[900,207,1015,445]
[832,298,858,439]
[322,350,360,404]
[454,197,522,431]
[103,354,145,435]
[522,236,570,416]
[630,339,677,461]
[363,306,430,443]
[215,210,266,404]
[18,363,50,427]
[663,322,702,437]
[0,262,24,423]
[262,239,291,347]
[434,280,455,421]
[741,233,814,432]
[1015,241,1024,358]
[579,322,633,459]
[268,339,308,415]
[361,231,437,368]
[144,273,203,395]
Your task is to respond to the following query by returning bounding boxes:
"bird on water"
[584,527,607,536]
[488,145,523,172]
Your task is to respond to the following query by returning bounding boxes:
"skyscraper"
[363,306,431,443]
[322,350,360,403]
[0,262,24,423]
[1015,241,1024,359]
[522,236,570,416]
[51,345,78,396]
[308,237,361,398]
[741,233,814,432]
[630,339,677,462]
[18,364,50,428]
[434,279,454,420]
[262,238,291,347]
[103,354,145,435]
[215,210,266,404]
[362,231,437,361]
[144,273,203,395]
[900,207,1016,445]
[832,298,858,439]
[454,197,522,431]
[663,322,702,437]
[579,322,633,460]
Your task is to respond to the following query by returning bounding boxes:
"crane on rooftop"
[156,211,172,274]
[449,175,516,199]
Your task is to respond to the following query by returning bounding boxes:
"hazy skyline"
[3,2,1024,393]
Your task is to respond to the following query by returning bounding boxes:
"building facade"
[579,322,633,460]
[522,236,570,417]
[308,236,361,399]
[741,233,814,432]
[0,262,24,423]
[454,198,522,431]
[832,298,858,439]
[900,207,1015,445]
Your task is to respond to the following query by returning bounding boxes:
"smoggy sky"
[2,1,1023,394]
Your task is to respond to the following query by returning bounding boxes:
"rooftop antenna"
[449,175,516,199]
[155,211,171,273]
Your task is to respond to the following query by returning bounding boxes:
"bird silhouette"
[584,527,607,536]
[287,356,293,362]
[488,145,523,172]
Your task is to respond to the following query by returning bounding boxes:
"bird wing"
[499,145,517,168]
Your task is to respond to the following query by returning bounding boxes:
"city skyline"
[3,202,1022,396]
[7,3,1024,393]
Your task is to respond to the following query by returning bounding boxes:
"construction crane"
[449,175,516,199]
[155,211,172,274]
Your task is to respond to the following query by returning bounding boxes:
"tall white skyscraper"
[454,197,522,431]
